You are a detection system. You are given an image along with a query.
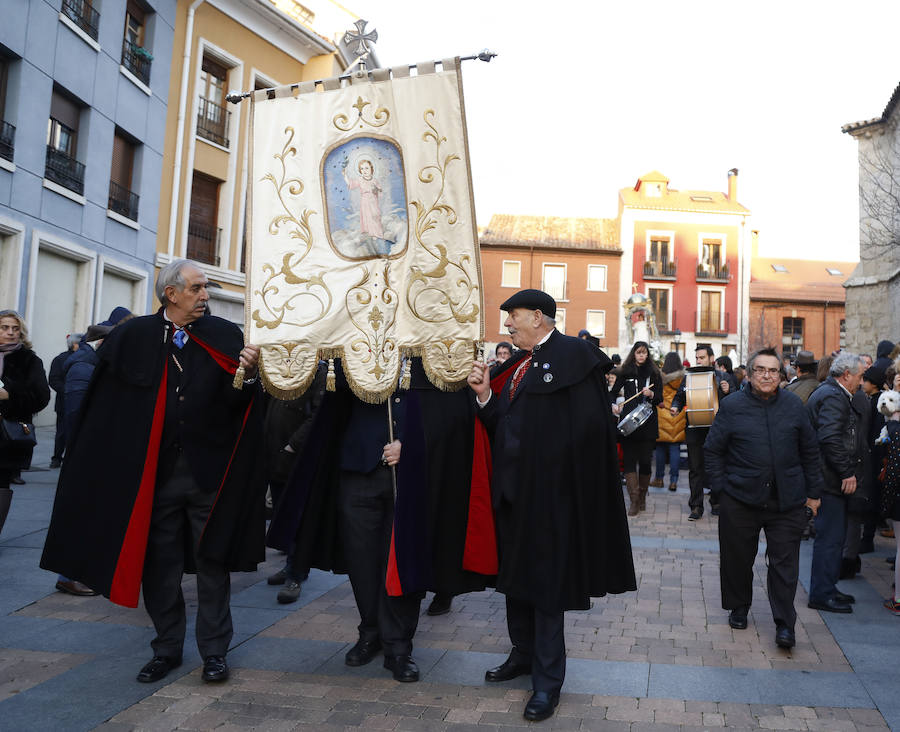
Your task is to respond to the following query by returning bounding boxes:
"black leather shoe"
[345,638,382,666]
[728,607,749,630]
[688,510,702,521]
[808,598,852,613]
[834,591,856,604]
[485,654,531,682]
[202,655,229,682]
[775,626,795,649]
[136,655,182,683]
[523,691,559,722]
[383,654,419,682]
[426,593,453,616]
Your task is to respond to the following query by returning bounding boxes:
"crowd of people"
[2,272,899,723]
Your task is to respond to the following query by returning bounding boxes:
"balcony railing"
[695,310,731,336]
[643,259,677,279]
[696,262,730,282]
[62,0,100,41]
[108,180,139,220]
[0,121,14,163]
[187,221,221,266]
[121,39,152,85]
[196,97,230,148]
[45,145,85,195]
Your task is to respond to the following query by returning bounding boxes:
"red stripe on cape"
[107,332,250,608]
[462,353,529,576]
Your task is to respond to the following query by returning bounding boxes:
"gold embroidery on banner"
[420,338,475,386]
[253,128,332,329]
[346,262,397,382]
[333,96,390,132]
[406,110,480,326]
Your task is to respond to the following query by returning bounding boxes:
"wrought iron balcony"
[696,262,730,282]
[0,121,14,163]
[45,145,85,195]
[62,0,100,41]
[108,180,139,220]
[187,221,221,266]
[643,259,677,279]
[121,39,152,85]
[196,97,230,148]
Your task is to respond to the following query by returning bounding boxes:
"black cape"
[40,312,266,607]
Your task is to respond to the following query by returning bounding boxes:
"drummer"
[610,341,663,516]
[670,345,733,520]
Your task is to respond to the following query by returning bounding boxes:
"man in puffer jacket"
[806,351,866,614]
[704,347,823,650]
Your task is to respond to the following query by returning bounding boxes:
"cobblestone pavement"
[1,429,898,730]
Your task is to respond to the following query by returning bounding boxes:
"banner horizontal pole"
[225,49,497,104]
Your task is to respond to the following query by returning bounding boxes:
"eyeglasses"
[752,366,780,377]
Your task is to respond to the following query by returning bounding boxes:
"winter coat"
[656,370,686,443]
[62,341,99,440]
[704,385,824,511]
[806,377,864,496]
[0,348,51,471]
[609,362,663,443]
[784,374,819,404]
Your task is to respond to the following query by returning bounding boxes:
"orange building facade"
[479,215,622,352]
[749,245,855,359]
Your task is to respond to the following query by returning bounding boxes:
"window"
[840,319,846,349]
[649,236,670,264]
[122,0,152,85]
[45,89,85,195]
[542,263,566,301]
[771,264,788,273]
[782,317,803,357]
[62,0,100,41]
[585,310,605,337]
[197,56,230,147]
[587,264,607,291]
[187,171,221,265]
[826,267,843,276]
[501,260,521,288]
[108,130,139,220]
[645,233,675,277]
[699,290,722,332]
[648,287,669,330]
[699,238,723,276]
[0,56,13,163]
[555,308,566,334]
[722,344,736,359]
[670,341,686,360]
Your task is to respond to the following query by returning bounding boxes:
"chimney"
[727,168,738,201]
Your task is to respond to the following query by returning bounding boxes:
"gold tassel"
[232,365,245,390]
[326,358,336,391]
[400,358,411,390]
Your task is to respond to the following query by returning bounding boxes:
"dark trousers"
[687,439,717,511]
[718,492,807,629]
[142,454,232,659]
[496,498,565,695]
[621,438,654,475]
[53,413,66,461]
[339,467,421,657]
[810,492,848,603]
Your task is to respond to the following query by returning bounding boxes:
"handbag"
[1,418,37,447]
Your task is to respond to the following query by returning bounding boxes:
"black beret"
[499,289,556,319]
[863,365,886,386]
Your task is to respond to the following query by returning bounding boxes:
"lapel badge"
[543,362,550,369]
[543,373,554,383]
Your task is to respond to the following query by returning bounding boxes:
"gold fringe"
[400,358,411,390]
[258,351,318,401]
[232,365,245,390]
[326,358,336,392]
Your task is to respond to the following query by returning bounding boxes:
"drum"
[685,367,719,427]
[618,401,654,436]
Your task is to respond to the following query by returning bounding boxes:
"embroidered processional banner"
[246,58,483,403]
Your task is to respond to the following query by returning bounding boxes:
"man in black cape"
[467,288,636,723]
[41,260,266,685]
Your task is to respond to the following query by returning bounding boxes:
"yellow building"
[157,0,361,321]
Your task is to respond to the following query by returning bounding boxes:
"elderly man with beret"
[467,289,635,722]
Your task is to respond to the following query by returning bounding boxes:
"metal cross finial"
[344,19,378,57]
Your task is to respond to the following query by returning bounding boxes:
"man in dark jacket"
[704,347,823,650]
[784,350,819,404]
[42,260,265,685]
[467,289,636,723]
[806,352,865,614]
[47,333,81,469]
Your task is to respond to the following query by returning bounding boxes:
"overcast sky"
[360,0,900,261]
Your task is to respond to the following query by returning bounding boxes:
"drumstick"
[619,391,644,408]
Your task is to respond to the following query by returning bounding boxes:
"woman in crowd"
[651,352,685,492]
[610,341,663,516]
[0,310,50,535]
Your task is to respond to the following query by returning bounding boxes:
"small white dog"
[876,390,900,444]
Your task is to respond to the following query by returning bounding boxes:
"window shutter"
[50,91,80,130]
[110,134,135,189]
